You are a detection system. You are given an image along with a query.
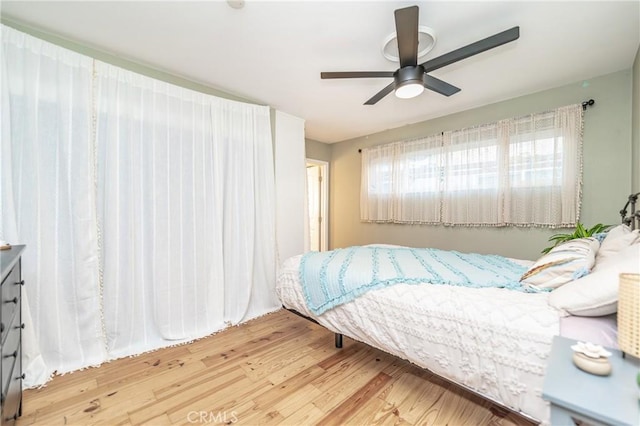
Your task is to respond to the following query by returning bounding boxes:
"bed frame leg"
[335,333,343,348]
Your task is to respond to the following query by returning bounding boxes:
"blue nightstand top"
[542,335,640,426]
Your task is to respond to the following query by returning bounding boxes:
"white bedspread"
[277,253,561,424]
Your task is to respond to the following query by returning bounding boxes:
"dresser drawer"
[1,315,20,398]
[1,263,21,343]
[1,350,22,425]
[0,246,25,425]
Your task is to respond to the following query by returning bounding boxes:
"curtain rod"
[582,98,595,111]
[357,99,596,153]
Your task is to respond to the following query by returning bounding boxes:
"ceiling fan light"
[395,81,424,99]
[394,65,426,99]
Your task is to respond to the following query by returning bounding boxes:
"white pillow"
[604,223,631,240]
[548,243,640,316]
[595,226,639,267]
[520,237,600,290]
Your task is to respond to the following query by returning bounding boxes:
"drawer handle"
[14,323,24,330]
[19,280,24,286]
[570,416,586,426]
[1,322,3,333]
[3,297,18,304]
[3,350,17,359]
[17,373,25,380]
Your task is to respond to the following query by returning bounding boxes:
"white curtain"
[1,26,105,385]
[1,25,279,385]
[502,105,583,226]
[442,122,505,225]
[361,104,583,227]
[361,135,443,223]
[95,63,278,357]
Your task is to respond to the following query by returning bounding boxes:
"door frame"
[306,159,329,251]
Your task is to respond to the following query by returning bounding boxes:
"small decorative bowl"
[571,341,612,376]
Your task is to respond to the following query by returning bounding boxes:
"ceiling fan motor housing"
[394,66,425,86]
[394,66,425,98]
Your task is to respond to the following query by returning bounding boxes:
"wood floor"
[16,309,537,426]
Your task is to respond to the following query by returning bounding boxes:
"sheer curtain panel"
[1,25,279,386]
[211,97,279,324]
[361,135,444,223]
[361,104,583,227]
[1,26,105,384]
[502,105,583,226]
[95,63,278,357]
[442,123,504,225]
[95,64,227,357]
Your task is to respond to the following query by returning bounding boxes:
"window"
[361,104,583,227]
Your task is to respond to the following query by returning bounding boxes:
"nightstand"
[542,335,640,426]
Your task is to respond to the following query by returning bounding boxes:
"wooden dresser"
[0,245,25,425]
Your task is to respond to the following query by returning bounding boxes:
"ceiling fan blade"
[423,74,461,97]
[321,71,395,79]
[395,5,419,68]
[364,82,395,105]
[420,26,520,73]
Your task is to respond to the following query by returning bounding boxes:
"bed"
[275,194,640,425]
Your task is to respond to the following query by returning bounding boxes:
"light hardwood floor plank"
[129,367,247,424]
[333,393,403,426]
[279,402,326,426]
[17,309,536,426]
[19,378,98,414]
[251,365,326,412]
[266,384,324,419]
[315,371,393,426]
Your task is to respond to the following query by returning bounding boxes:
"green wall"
[329,70,633,260]
[305,139,331,162]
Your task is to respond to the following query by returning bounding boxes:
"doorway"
[306,159,329,251]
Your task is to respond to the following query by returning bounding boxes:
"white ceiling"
[2,1,639,143]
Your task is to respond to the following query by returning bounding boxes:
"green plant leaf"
[548,234,571,241]
[586,223,608,235]
[540,222,611,254]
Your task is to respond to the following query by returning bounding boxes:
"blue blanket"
[300,246,538,315]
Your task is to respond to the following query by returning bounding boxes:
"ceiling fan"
[320,5,520,105]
